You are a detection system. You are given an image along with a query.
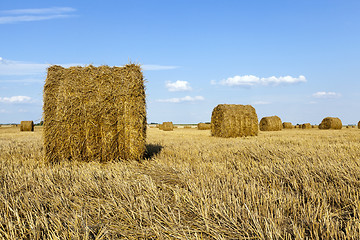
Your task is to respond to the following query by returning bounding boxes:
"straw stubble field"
[1,126,360,239]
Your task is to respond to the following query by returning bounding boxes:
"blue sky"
[1,0,359,124]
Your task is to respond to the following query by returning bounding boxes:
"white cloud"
[165,80,192,92]
[0,59,48,76]
[0,96,32,103]
[0,58,84,76]
[141,65,179,71]
[312,91,341,99]
[1,7,76,15]
[0,7,76,24]
[218,75,306,87]
[252,101,271,105]
[156,95,204,103]
[0,58,177,77]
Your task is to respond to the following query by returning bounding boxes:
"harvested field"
[1,127,360,239]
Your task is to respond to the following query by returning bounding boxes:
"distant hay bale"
[197,123,211,130]
[20,121,34,131]
[259,116,282,131]
[211,104,258,138]
[162,122,174,131]
[302,123,311,129]
[184,125,192,129]
[43,64,146,163]
[318,117,342,130]
[282,122,293,129]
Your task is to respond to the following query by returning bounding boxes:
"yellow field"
[1,126,360,239]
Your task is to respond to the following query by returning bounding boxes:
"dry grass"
[1,126,360,239]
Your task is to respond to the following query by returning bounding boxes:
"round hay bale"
[184,125,192,129]
[259,116,282,131]
[282,122,293,129]
[211,104,258,138]
[302,123,311,129]
[162,122,174,131]
[318,117,342,130]
[358,121,360,129]
[197,123,211,130]
[20,121,34,131]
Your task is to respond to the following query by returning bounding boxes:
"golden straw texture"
[20,121,34,132]
[43,64,146,163]
[259,116,282,131]
[282,122,294,129]
[319,117,342,130]
[302,123,311,129]
[162,122,174,131]
[211,104,258,138]
[197,123,211,130]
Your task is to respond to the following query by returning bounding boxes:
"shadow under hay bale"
[259,116,282,131]
[319,117,342,130]
[197,122,211,130]
[282,122,294,129]
[302,123,311,129]
[211,104,258,138]
[43,64,146,163]
[162,122,174,131]
[144,144,163,159]
[20,121,34,132]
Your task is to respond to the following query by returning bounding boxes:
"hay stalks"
[259,116,282,131]
[197,123,211,130]
[162,122,174,131]
[319,117,342,130]
[43,64,146,163]
[302,123,311,129]
[282,122,294,129]
[20,121,34,132]
[211,104,258,138]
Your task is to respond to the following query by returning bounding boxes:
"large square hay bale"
[211,104,258,138]
[282,122,293,129]
[20,121,34,131]
[43,64,146,163]
[197,123,211,130]
[319,117,342,130]
[259,116,282,131]
[162,122,174,131]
